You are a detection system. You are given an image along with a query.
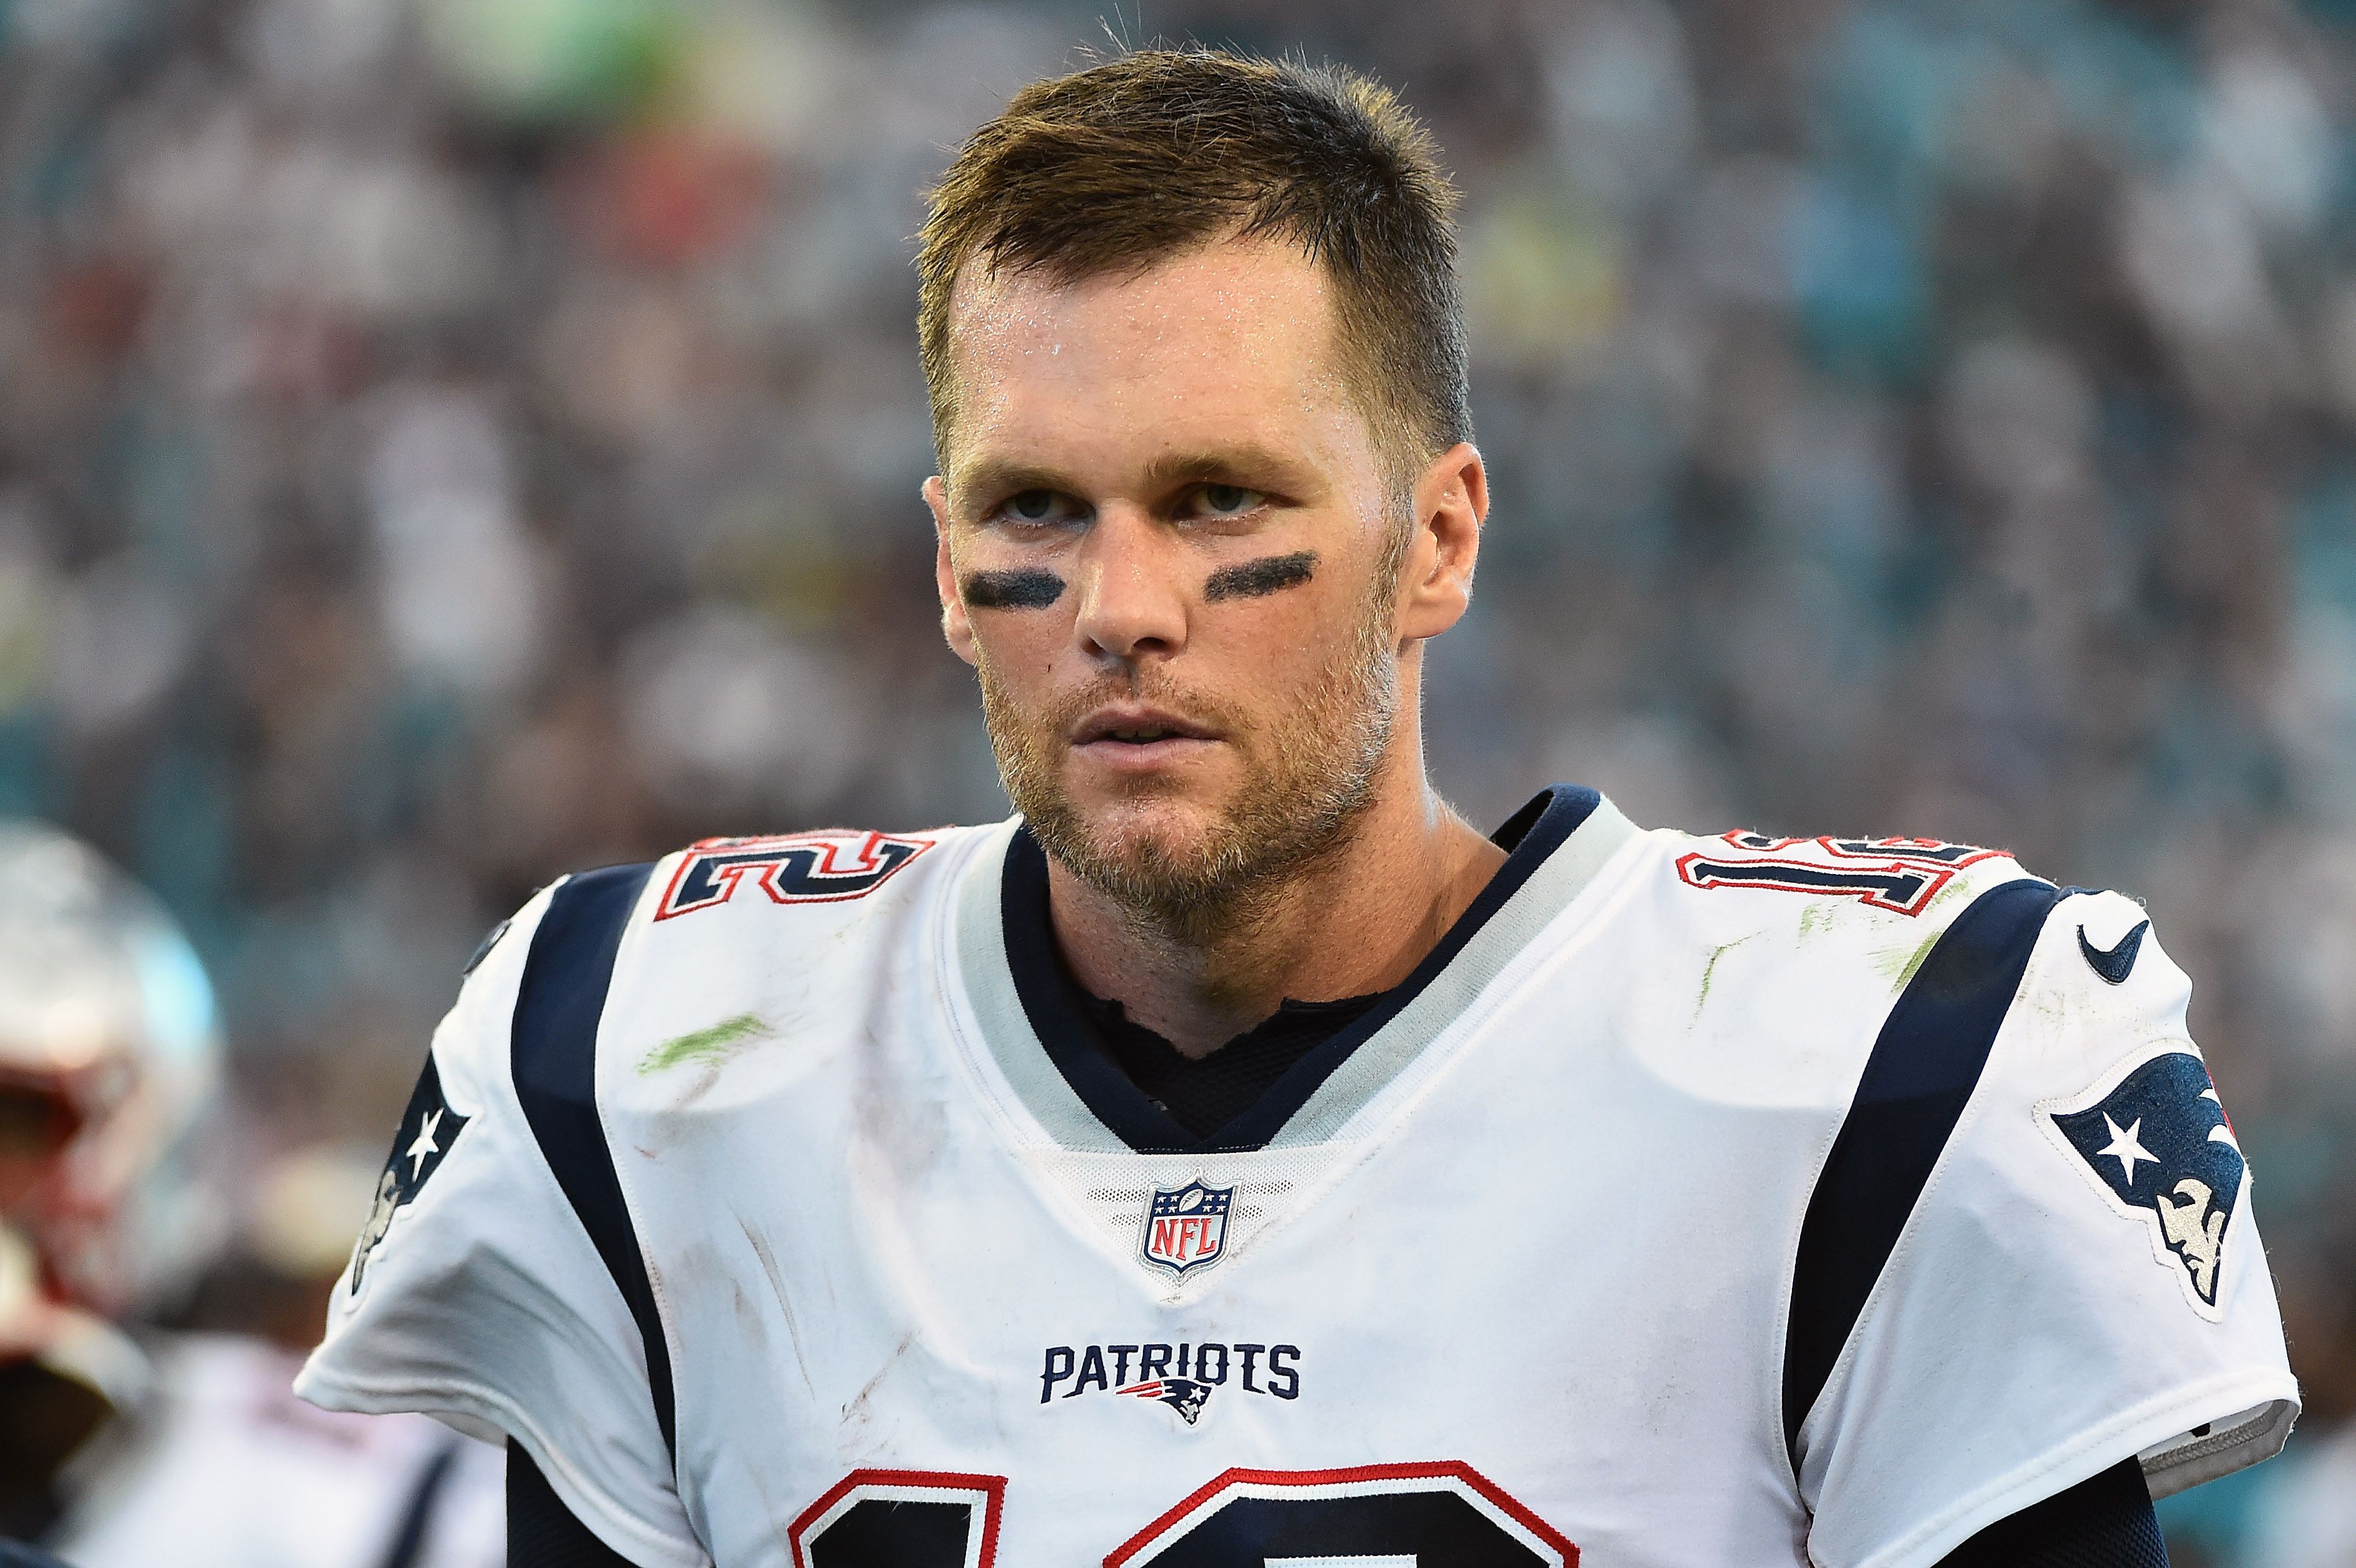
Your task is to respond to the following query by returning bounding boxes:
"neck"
[1044,730,1507,1060]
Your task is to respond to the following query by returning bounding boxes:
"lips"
[1070,706,1218,746]
[1067,705,1222,771]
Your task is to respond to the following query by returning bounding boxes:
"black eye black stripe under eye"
[1204,551,1317,603]
[962,569,1065,610]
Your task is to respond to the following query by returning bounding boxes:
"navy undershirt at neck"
[1000,785,1599,1153]
[1074,989,1384,1140]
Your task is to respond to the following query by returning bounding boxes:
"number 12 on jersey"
[787,1462,1578,1565]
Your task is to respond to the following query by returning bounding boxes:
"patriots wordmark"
[1040,1340,1302,1425]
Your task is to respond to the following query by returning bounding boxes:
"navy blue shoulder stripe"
[510,862,674,1460]
[1781,876,2067,1466]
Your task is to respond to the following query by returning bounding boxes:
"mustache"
[1032,673,1250,743]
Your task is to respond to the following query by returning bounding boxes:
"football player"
[0,821,502,1567]
[298,50,2298,1567]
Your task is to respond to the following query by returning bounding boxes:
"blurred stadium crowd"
[2,0,2355,1558]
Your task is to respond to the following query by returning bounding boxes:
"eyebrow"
[1139,446,1318,493]
[945,445,1322,515]
[946,461,1075,515]
[960,568,1065,610]
[1204,551,1317,603]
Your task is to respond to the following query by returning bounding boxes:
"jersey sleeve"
[294,878,708,1568]
[1797,887,2299,1568]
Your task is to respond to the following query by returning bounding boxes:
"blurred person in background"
[0,821,501,1567]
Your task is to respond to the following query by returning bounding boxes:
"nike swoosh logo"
[2077,919,2150,984]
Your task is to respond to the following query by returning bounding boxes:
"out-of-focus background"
[0,0,2351,1558]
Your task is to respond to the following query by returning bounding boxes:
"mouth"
[1072,706,1217,746]
[1069,706,1221,769]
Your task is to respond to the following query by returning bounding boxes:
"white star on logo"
[405,1108,444,1180]
[2097,1113,2155,1184]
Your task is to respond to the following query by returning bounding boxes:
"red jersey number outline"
[787,1469,1005,1568]
[654,829,935,920]
[1674,832,2008,917]
[785,1460,1576,1567]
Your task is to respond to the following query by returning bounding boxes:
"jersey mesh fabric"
[1075,989,1381,1138]
[505,1443,637,1568]
[1933,1459,2166,1568]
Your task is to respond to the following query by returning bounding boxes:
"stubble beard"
[977,548,1406,945]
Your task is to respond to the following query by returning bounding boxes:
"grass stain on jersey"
[640,1012,773,1075]
[1693,934,1758,1023]
[1876,930,1942,991]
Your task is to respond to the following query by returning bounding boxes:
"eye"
[1197,483,1261,516]
[986,488,1080,530]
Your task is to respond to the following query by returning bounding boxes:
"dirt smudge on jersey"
[840,1330,916,1445]
[850,1020,950,1181]
[738,1215,817,1399]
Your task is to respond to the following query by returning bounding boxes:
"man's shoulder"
[1544,821,2049,1108]
[601,821,1001,1065]
[636,822,987,925]
[508,821,999,987]
[416,820,1004,1122]
[1615,822,2044,997]
[1644,824,2033,930]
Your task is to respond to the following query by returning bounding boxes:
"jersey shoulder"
[1596,823,2041,1101]
[640,823,970,923]
[621,821,990,990]
[1652,825,2035,937]
[455,820,997,1067]
[1796,878,2298,1548]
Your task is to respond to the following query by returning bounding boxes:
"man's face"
[926,237,1433,922]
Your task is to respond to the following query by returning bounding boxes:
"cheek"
[967,609,1076,693]
[1211,588,1368,695]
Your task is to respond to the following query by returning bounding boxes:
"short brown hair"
[917,48,1469,482]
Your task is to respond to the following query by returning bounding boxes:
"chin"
[1070,786,1232,866]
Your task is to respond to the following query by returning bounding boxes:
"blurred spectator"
[0,820,500,1564]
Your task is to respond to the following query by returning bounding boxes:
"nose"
[1071,506,1188,667]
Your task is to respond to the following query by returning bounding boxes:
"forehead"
[940,236,1369,483]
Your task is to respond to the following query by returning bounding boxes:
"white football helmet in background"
[0,820,223,1326]
[0,823,507,1565]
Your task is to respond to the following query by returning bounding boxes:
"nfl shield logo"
[1141,1179,1233,1277]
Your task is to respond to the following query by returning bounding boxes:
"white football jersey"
[51,1333,502,1568]
[296,788,2297,1568]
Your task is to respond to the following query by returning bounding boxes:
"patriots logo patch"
[2043,1048,2245,1317]
[1120,1377,1214,1425]
[351,1052,470,1293]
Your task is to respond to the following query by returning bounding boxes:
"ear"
[1394,442,1487,643]
[925,475,979,667]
